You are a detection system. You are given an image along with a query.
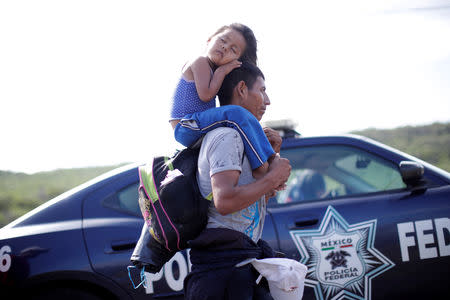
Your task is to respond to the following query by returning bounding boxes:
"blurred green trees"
[0,166,120,227]
[352,122,450,172]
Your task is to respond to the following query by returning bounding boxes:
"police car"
[1,128,449,300]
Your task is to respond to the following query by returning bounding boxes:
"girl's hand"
[217,60,242,75]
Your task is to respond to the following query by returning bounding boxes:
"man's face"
[240,76,270,121]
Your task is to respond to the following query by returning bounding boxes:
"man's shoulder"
[206,126,237,136]
[205,127,240,138]
[201,127,243,154]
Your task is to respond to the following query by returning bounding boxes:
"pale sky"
[1,0,450,174]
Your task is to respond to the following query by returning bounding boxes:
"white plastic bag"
[236,258,307,300]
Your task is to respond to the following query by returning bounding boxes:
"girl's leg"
[174,105,275,170]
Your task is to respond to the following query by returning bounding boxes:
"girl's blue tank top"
[170,76,216,120]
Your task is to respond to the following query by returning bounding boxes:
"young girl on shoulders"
[169,23,274,177]
[170,23,257,128]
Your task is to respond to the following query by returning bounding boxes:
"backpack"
[131,146,212,273]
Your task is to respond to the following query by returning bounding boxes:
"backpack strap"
[164,156,174,171]
[139,163,160,204]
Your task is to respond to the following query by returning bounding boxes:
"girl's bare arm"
[190,57,241,102]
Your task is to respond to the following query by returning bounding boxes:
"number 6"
[0,245,12,272]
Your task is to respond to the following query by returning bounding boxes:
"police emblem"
[290,206,395,300]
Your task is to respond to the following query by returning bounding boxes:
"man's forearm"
[211,155,291,215]
[211,171,280,215]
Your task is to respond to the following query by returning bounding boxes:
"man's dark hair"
[217,62,265,106]
[209,23,258,65]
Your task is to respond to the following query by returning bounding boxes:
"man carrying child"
[184,62,291,300]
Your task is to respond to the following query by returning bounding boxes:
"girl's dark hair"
[209,23,258,65]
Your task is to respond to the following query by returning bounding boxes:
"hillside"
[0,165,122,227]
[1,122,449,228]
[352,122,450,172]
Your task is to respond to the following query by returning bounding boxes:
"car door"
[81,168,150,299]
[268,142,450,300]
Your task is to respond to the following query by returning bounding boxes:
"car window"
[274,145,406,205]
[103,183,141,216]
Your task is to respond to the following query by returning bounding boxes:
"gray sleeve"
[206,128,244,176]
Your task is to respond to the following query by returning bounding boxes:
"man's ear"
[236,80,248,99]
